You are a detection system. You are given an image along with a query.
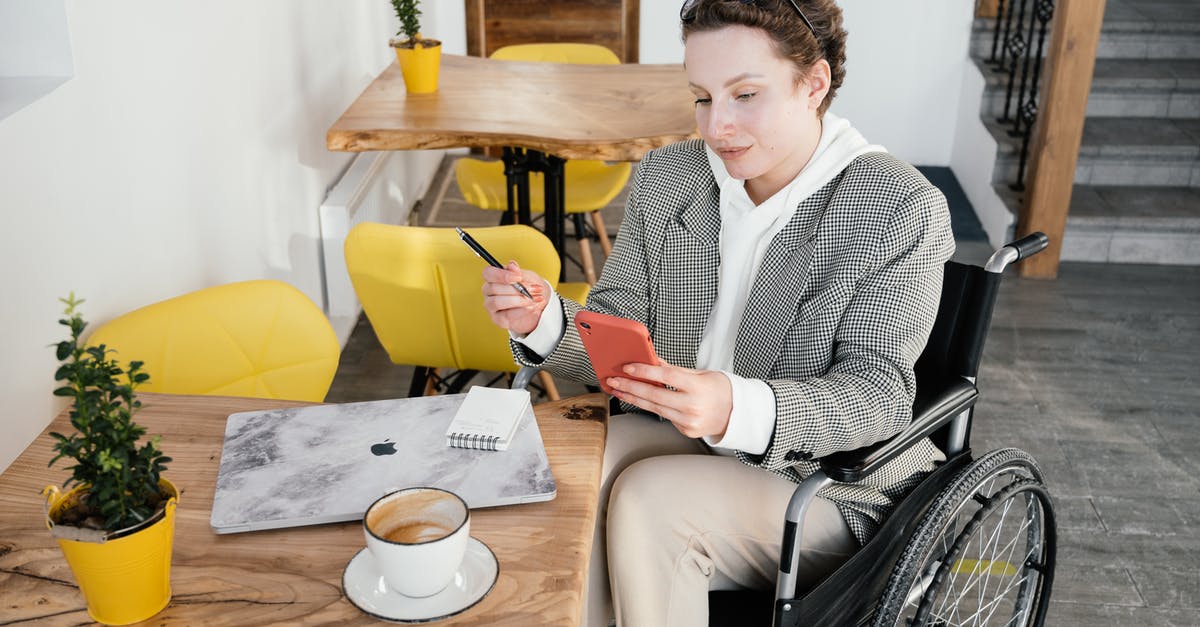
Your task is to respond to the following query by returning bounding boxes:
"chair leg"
[409,366,432,397]
[577,237,598,284]
[536,371,561,401]
[573,213,598,284]
[445,369,479,394]
[590,211,612,257]
[424,368,440,396]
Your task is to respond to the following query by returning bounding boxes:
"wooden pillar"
[623,0,640,63]
[1017,0,1106,278]
[977,0,1001,18]
[465,0,484,57]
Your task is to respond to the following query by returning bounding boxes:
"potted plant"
[41,293,177,625]
[390,0,442,94]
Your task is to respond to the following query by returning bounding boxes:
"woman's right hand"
[481,261,551,336]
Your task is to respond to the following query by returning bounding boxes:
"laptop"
[210,393,557,534]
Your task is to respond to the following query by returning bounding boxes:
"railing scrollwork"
[986,0,1056,191]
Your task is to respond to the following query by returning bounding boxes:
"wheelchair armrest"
[818,378,977,483]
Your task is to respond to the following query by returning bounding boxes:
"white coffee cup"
[363,486,470,597]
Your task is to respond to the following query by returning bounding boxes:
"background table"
[0,392,608,626]
[327,54,697,272]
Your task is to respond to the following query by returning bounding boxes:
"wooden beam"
[623,0,640,63]
[977,0,1001,19]
[464,0,484,57]
[1017,0,1106,278]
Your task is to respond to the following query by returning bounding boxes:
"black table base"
[501,147,568,281]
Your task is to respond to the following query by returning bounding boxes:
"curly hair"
[681,0,848,116]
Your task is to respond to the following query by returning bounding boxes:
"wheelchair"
[704,232,1057,627]
[514,232,1057,626]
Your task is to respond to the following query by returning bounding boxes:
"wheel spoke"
[925,488,1042,626]
[977,496,1020,621]
[884,453,1054,627]
[979,502,1037,624]
[935,500,1010,622]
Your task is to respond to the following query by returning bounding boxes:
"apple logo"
[370,439,397,456]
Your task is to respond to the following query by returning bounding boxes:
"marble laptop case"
[210,393,556,534]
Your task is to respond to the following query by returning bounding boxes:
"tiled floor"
[328,165,1200,624]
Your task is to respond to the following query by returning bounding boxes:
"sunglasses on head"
[680,0,818,41]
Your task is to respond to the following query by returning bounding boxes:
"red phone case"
[574,310,662,396]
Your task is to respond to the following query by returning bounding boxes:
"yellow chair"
[453,43,631,284]
[86,280,340,402]
[344,223,588,399]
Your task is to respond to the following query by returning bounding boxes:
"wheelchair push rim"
[874,448,1057,627]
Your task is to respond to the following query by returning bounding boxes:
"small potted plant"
[390,0,442,93]
[41,293,178,625]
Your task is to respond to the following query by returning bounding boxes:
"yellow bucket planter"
[393,37,442,94]
[42,478,179,625]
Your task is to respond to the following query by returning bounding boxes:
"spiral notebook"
[445,386,530,451]
[210,392,556,534]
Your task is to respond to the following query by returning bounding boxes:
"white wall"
[0,0,73,76]
[0,0,74,121]
[0,0,446,473]
[0,0,991,473]
[953,61,1015,246]
[640,0,977,166]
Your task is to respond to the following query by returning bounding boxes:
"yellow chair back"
[489,43,620,65]
[454,158,632,213]
[343,223,562,374]
[86,280,340,402]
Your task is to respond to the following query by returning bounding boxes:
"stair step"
[1066,185,1200,264]
[989,117,1200,187]
[971,9,1200,60]
[973,1,1200,265]
[995,184,1200,264]
[977,58,1200,119]
[1070,184,1200,225]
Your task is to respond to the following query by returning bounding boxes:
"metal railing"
[986,0,1056,191]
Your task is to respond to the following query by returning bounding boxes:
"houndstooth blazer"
[514,139,955,544]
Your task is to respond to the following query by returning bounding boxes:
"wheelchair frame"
[769,233,1057,627]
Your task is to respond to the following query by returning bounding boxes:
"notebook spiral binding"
[447,432,502,452]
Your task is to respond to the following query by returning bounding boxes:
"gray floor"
[972,263,1200,625]
[328,168,1200,624]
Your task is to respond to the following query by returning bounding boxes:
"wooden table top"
[326,54,698,161]
[0,392,608,626]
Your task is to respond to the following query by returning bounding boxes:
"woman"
[482,1,954,625]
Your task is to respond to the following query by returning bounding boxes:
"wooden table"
[0,392,608,626]
[326,54,697,272]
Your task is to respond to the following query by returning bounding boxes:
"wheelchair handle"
[984,231,1049,273]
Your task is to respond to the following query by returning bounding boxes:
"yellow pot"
[42,478,179,625]
[393,40,442,94]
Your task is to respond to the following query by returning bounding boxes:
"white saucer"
[342,537,498,623]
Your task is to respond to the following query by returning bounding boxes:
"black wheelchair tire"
[872,448,1056,627]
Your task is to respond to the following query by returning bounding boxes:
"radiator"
[318,151,406,346]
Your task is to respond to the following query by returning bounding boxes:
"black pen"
[456,227,535,300]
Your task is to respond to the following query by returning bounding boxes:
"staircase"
[974,0,1200,265]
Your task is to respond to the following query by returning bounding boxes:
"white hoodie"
[702,112,885,454]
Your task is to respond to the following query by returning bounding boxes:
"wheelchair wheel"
[873,448,1056,627]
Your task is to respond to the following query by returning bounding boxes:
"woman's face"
[685,24,828,203]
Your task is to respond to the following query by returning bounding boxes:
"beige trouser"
[584,413,858,627]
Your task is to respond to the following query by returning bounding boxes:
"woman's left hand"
[607,363,733,439]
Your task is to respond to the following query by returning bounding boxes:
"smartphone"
[574,310,663,396]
